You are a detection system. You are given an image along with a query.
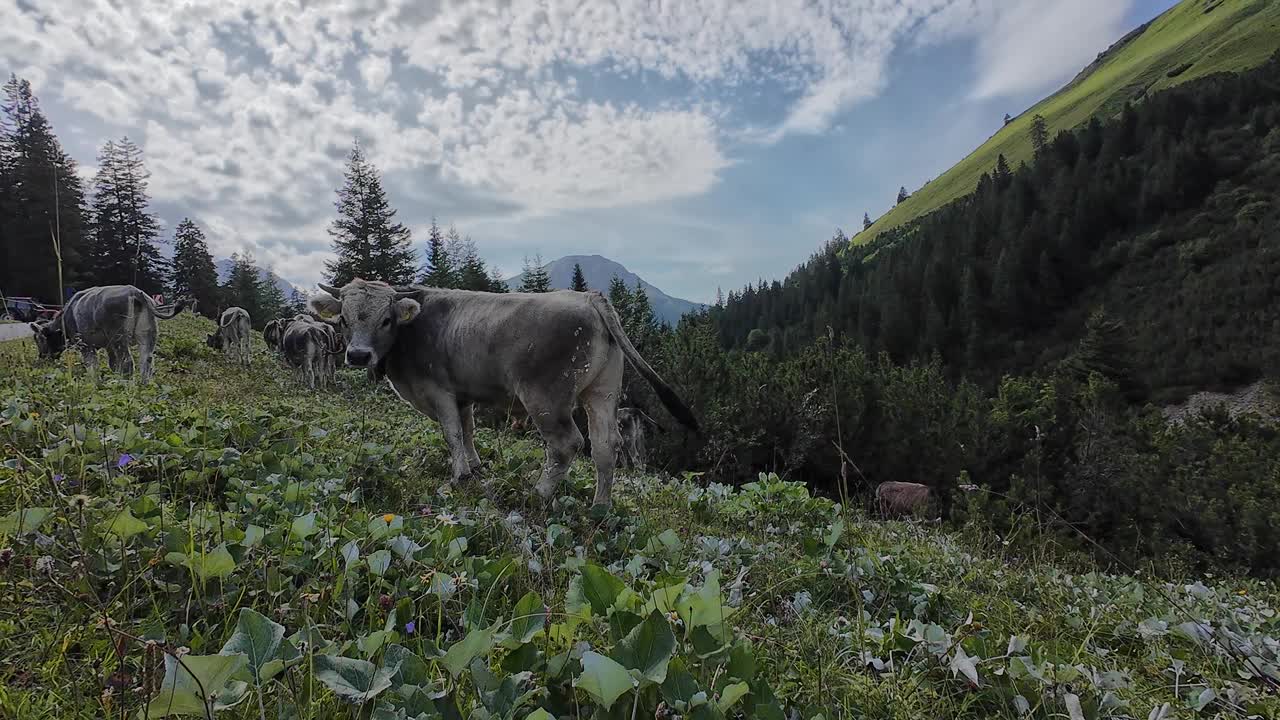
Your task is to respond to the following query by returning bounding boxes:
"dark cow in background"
[207,307,252,367]
[617,407,661,470]
[263,318,284,351]
[281,316,341,389]
[29,285,191,382]
[875,482,932,518]
[309,279,698,509]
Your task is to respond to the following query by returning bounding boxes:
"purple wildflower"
[404,620,416,635]
[116,454,133,469]
[53,474,64,483]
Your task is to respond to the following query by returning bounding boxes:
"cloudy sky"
[3,0,1175,303]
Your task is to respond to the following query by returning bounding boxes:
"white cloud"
[919,0,1137,99]
[0,0,1074,289]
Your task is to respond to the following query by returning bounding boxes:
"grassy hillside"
[859,0,1280,244]
[1,316,1278,718]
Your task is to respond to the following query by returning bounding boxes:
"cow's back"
[66,285,149,346]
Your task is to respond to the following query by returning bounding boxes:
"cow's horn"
[394,288,419,299]
[318,283,341,298]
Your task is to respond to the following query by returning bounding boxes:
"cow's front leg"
[432,399,474,485]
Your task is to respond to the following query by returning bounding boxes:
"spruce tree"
[419,218,454,287]
[454,236,491,291]
[1030,114,1049,158]
[862,212,872,231]
[896,186,909,205]
[518,255,552,293]
[222,252,263,319]
[86,137,166,293]
[285,288,308,317]
[0,75,88,301]
[257,270,287,325]
[324,141,416,286]
[488,265,509,293]
[607,274,632,322]
[570,263,588,291]
[169,218,219,317]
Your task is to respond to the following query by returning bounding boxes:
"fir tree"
[285,288,308,317]
[518,255,552,293]
[607,274,632,322]
[324,141,416,286]
[570,263,588,292]
[455,236,491,291]
[896,186,909,205]
[1064,307,1135,394]
[715,286,725,308]
[222,252,264,319]
[0,75,88,301]
[862,212,872,231]
[1030,114,1049,158]
[419,218,454,287]
[86,137,166,293]
[169,218,219,317]
[488,265,509,293]
[257,269,287,325]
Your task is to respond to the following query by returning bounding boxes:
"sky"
[2,0,1178,303]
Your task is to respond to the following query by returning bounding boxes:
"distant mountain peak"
[507,255,704,325]
[214,258,301,298]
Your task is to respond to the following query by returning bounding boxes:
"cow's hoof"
[534,480,557,499]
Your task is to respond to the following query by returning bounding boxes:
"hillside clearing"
[859,0,1280,244]
[0,314,1277,718]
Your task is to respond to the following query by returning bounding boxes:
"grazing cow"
[281,317,342,389]
[875,482,932,518]
[262,318,284,351]
[617,407,662,470]
[309,279,699,509]
[206,307,252,367]
[29,285,191,382]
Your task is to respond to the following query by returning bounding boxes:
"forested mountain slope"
[714,51,1280,403]
[863,0,1280,243]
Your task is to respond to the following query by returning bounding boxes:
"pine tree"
[455,236,491,291]
[570,263,588,292]
[1030,114,1049,158]
[994,154,1013,189]
[86,137,166,293]
[862,212,872,231]
[518,255,552,293]
[222,252,264,319]
[324,141,415,286]
[715,286,725,308]
[488,265,509,293]
[1064,307,1138,398]
[257,270,287,325]
[0,75,88,302]
[629,280,659,350]
[419,218,454,287]
[169,218,219,317]
[896,186,909,205]
[607,274,633,322]
[285,288,308,317]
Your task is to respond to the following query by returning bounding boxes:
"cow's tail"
[588,292,699,434]
[146,293,192,319]
[219,311,237,328]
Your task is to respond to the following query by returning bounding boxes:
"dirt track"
[0,323,32,342]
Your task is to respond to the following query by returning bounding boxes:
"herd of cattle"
[23,280,932,514]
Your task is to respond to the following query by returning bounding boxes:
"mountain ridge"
[506,254,704,325]
[214,258,302,299]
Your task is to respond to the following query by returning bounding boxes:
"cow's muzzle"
[346,348,372,367]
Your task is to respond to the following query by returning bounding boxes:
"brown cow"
[875,482,931,518]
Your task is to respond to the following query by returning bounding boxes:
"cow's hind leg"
[530,405,584,501]
[460,402,483,473]
[582,386,622,510]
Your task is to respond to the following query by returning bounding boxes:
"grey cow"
[206,307,252,367]
[281,316,341,389]
[29,285,191,382]
[309,279,698,509]
[263,318,284,351]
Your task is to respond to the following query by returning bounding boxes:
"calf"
[206,307,252,367]
[29,285,191,382]
[263,318,284,351]
[281,317,342,389]
[309,279,699,509]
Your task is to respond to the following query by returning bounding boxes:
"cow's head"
[309,279,420,370]
[205,330,224,350]
[29,318,66,359]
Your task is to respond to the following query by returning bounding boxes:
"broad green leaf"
[575,651,634,710]
[102,507,150,539]
[526,710,555,720]
[509,591,546,644]
[612,610,676,685]
[717,682,749,712]
[442,625,496,678]
[290,512,318,540]
[220,608,284,683]
[661,662,700,706]
[366,549,392,576]
[189,544,236,581]
[642,529,683,555]
[341,540,361,570]
[580,563,625,615]
[313,655,395,705]
[257,639,302,683]
[727,642,755,682]
[242,524,265,547]
[0,507,51,536]
[143,653,248,717]
[677,571,733,630]
[385,644,432,687]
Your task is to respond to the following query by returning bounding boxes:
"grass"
[859,0,1280,244]
[0,313,1278,718]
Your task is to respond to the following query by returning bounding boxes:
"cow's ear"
[308,293,341,320]
[394,298,421,324]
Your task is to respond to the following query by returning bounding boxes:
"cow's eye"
[381,317,392,328]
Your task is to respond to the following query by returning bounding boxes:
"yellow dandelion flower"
[382,513,395,523]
